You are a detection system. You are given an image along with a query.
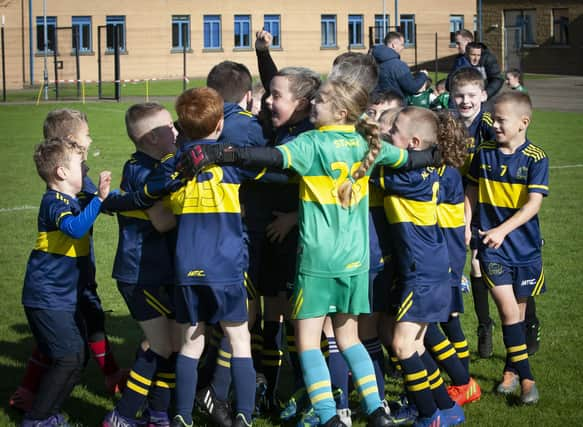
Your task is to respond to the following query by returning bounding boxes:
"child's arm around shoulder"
[60,171,111,239]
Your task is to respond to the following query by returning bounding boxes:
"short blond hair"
[43,109,88,139]
[34,137,84,183]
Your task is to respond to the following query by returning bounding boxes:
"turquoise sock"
[342,343,382,415]
[299,349,336,424]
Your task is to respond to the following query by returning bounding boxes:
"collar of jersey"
[318,125,355,133]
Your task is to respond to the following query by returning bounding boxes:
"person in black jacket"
[371,31,428,101]
[447,29,503,100]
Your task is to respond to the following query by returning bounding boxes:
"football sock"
[286,321,304,389]
[210,337,232,401]
[362,337,386,399]
[326,336,349,408]
[250,318,264,372]
[299,349,336,424]
[502,323,533,380]
[148,353,175,412]
[20,347,51,393]
[262,320,284,400]
[425,323,469,386]
[231,357,256,421]
[117,348,158,418]
[419,350,455,410]
[89,338,120,376]
[525,297,538,325]
[470,276,491,325]
[342,343,382,415]
[400,352,437,418]
[440,316,470,374]
[175,354,199,425]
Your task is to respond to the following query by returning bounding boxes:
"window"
[504,10,536,45]
[106,15,126,52]
[36,16,56,53]
[264,15,281,47]
[348,15,364,47]
[204,15,221,49]
[172,15,190,49]
[449,15,464,44]
[553,8,569,45]
[400,14,415,47]
[234,15,251,48]
[374,14,390,45]
[321,15,336,48]
[72,16,91,53]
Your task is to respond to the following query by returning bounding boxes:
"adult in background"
[447,29,504,100]
[372,31,428,102]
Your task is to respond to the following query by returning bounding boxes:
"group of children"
[14,28,548,427]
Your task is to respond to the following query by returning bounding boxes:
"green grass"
[0,103,582,426]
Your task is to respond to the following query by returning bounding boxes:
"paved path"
[525,75,583,113]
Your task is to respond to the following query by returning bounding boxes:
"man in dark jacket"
[372,31,428,101]
[446,29,503,100]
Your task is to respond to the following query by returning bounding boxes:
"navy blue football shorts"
[391,281,452,323]
[480,259,546,298]
[174,283,248,325]
[117,282,175,322]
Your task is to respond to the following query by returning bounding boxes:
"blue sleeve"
[59,196,102,239]
[395,62,427,96]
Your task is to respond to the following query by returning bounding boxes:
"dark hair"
[34,137,83,183]
[370,90,404,107]
[43,109,88,139]
[275,67,321,102]
[506,68,522,81]
[465,42,482,55]
[384,31,403,45]
[207,60,252,103]
[449,67,485,92]
[125,102,166,143]
[455,29,474,41]
[175,87,224,140]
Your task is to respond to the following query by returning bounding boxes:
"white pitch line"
[550,164,583,169]
[0,205,37,213]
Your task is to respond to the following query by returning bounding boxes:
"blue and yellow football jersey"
[112,151,175,286]
[22,190,91,310]
[437,166,466,284]
[468,139,549,265]
[460,109,496,179]
[170,140,286,286]
[378,166,450,287]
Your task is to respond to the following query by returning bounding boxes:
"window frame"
[552,8,569,45]
[504,9,537,46]
[36,16,57,53]
[234,15,251,49]
[72,16,92,54]
[106,15,126,53]
[348,14,364,48]
[203,14,222,50]
[374,14,390,45]
[321,14,337,48]
[400,14,416,47]
[172,15,191,50]
[264,14,281,48]
[449,15,464,46]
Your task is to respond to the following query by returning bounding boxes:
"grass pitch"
[0,101,582,426]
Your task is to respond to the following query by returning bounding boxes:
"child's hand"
[255,30,273,51]
[98,171,112,201]
[266,211,298,244]
[479,227,506,249]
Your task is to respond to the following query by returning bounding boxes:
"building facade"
[1,0,476,90]
[482,0,583,75]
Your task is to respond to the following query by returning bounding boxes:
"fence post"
[434,32,438,84]
[114,25,120,101]
[74,26,81,98]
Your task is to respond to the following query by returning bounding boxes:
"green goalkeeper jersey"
[276,124,408,278]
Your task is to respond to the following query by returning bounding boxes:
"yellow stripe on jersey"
[478,177,528,209]
[34,231,90,258]
[280,145,292,169]
[523,145,546,161]
[119,210,149,220]
[253,168,268,181]
[384,196,437,226]
[437,202,465,228]
[482,112,493,125]
[237,110,253,117]
[528,184,549,191]
[318,125,356,133]
[160,153,174,163]
[169,167,241,215]
[300,176,369,207]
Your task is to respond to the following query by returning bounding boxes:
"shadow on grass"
[1,313,142,426]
